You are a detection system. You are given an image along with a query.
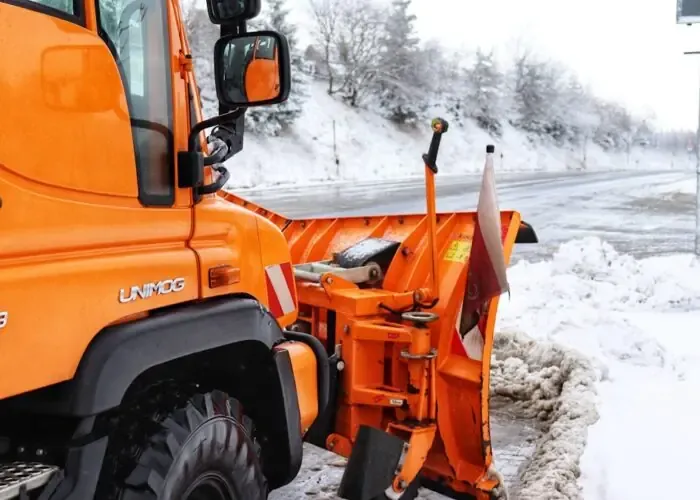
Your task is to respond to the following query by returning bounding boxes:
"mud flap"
[337,425,415,500]
[303,350,340,449]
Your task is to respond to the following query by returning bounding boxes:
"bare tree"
[308,0,341,94]
[506,45,573,142]
[308,0,386,105]
[335,0,385,106]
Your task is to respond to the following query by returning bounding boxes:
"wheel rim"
[182,472,236,500]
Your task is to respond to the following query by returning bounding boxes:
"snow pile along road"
[497,237,700,500]
[490,330,598,500]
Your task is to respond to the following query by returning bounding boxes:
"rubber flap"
[337,425,405,500]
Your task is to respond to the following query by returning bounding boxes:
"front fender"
[71,296,285,416]
[0,296,285,417]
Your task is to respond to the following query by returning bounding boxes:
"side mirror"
[206,0,260,24]
[213,31,291,108]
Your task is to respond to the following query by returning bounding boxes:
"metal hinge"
[178,51,193,79]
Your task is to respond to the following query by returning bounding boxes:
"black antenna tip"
[486,145,495,154]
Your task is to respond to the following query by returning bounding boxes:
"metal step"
[0,462,59,500]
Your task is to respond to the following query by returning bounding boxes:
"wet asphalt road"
[236,169,697,261]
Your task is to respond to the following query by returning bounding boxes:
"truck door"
[0,0,198,398]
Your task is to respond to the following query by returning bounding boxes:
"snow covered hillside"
[182,0,696,190]
[225,81,695,189]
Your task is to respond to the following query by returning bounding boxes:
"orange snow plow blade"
[225,193,533,499]
[221,119,537,499]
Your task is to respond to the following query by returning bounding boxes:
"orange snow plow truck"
[0,0,538,498]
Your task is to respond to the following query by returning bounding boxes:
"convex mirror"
[214,31,291,108]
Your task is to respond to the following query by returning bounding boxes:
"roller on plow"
[0,0,537,498]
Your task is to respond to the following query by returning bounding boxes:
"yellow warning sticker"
[444,240,472,263]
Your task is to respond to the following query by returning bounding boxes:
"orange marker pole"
[422,118,449,302]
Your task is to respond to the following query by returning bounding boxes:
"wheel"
[98,388,267,500]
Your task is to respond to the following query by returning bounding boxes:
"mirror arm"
[209,123,240,163]
[197,164,230,195]
[203,137,228,166]
[187,109,240,152]
[179,110,241,198]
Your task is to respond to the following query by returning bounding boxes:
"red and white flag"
[464,145,509,315]
[452,146,509,359]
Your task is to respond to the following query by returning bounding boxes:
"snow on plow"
[223,119,539,499]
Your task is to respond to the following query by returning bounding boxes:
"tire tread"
[98,386,266,500]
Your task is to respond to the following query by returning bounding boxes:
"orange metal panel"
[275,341,319,433]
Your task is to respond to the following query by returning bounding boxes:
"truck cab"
[0,0,323,498]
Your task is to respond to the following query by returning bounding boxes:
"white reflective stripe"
[266,264,295,314]
[463,324,484,361]
[455,301,463,332]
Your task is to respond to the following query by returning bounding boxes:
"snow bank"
[626,176,696,201]
[491,330,598,500]
[677,178,695,194]
[496,237,700,500]
[500,238,700,353]
[659,177,695,196]
[224,82,693,189]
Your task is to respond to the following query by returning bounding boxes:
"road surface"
[243,169,695,499]
[237,169,696,261]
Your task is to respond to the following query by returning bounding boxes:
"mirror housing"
[213,30,291,108]
[206,0,260,24]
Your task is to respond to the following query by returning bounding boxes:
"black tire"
[99,388,267,500]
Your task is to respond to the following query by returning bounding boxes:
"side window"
[26,0,74,14]
[96,0,174,206]
[17,0,78,18]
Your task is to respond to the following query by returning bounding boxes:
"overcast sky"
[410,0,700,130]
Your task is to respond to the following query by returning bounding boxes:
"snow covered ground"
[496,237,700,500]
[654,177,696,196]
[225,82,694,189]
